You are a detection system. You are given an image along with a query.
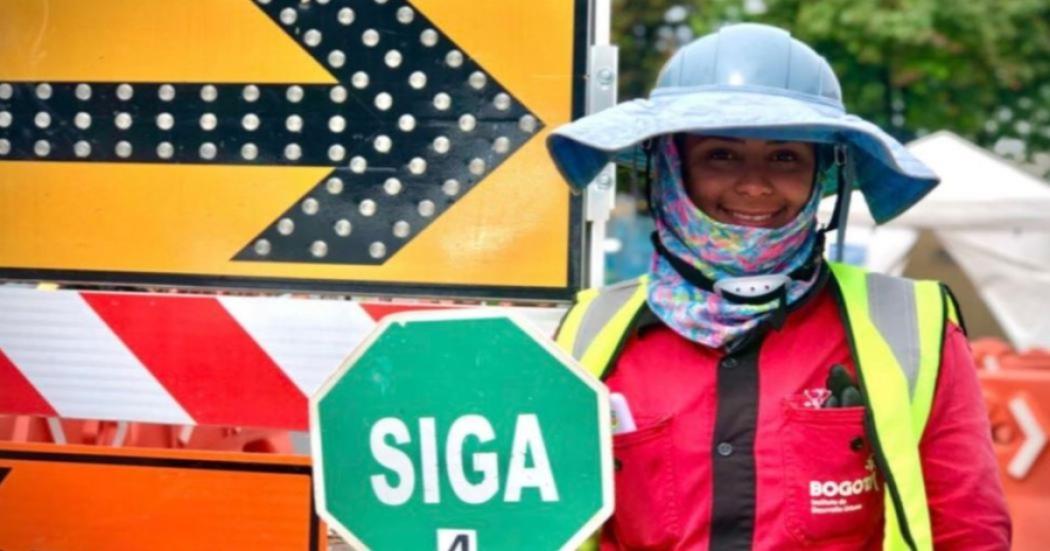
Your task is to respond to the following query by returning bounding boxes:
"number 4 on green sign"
[437,529,476,550]
[370,413,559,505]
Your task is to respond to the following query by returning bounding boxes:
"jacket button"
[716,442,734,457]
[721,357,737,369]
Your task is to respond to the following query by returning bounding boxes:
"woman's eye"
[771,150,799,162]
[706,149,738,161]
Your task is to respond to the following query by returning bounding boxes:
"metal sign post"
[583,0,619,289]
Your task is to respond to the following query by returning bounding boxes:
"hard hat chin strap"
[821,143,853,262]
[649,230,824,329]
[635,138,656,211]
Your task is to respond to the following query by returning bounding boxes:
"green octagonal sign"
[310,311,613,550]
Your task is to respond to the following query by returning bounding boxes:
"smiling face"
[679,135,817,229]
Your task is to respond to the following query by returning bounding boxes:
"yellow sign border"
[0,0,589,301]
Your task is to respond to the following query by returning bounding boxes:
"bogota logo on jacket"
[808,457,880,515]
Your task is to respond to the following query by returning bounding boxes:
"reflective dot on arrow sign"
[0,0,545,266]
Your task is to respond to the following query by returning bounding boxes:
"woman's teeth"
[727,210,774,223]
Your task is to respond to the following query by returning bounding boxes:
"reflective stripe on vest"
[556,262,955,551]
[555,278,649,378]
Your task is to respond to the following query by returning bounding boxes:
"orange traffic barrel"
[976,338,1050,550]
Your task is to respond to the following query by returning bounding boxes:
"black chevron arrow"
[0,0,543,265]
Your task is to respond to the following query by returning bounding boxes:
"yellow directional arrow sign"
[0,0,585,299]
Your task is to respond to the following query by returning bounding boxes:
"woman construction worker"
[547,24,1010,550]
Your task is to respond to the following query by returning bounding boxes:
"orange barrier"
[974,338,1050,550]
[974,338,1050,372]
[0,441,324,551]
[0,415,295,453]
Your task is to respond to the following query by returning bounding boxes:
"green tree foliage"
[612,0,694,100]
[613,0,1050,172]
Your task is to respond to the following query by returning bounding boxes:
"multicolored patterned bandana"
[646,137,827,348]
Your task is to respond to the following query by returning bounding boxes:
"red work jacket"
[599,285,1011,550]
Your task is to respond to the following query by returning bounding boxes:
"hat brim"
[546,88,939,224]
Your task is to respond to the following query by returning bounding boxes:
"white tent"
[824,131,1050,349]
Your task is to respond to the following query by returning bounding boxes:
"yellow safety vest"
[557,262,960,551]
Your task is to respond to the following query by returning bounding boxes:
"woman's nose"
[734,169,773,196]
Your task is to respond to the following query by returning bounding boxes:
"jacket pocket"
[610,416,682,550]
[781,402,883,546]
